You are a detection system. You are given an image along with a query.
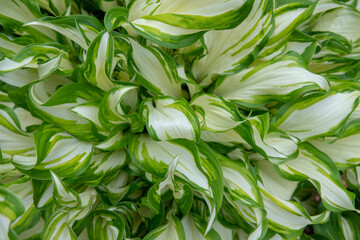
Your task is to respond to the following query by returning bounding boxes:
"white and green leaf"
[272,91,360,141]
[21,124,94,179]
[141,96,200,141]
[27,81,104,141]
[213,53,329,108]
[82,31,116,91]
[276,143,357,212]
[126,0,255,48]
[191,0,273,86]
[191,94,240,132]
[129,38,183,98]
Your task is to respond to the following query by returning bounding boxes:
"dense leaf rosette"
[1,0,360,239]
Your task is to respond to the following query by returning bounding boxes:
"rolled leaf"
[272,91,360,141]
[141,96,200,141]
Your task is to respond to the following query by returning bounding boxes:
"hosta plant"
[1,0,360,239]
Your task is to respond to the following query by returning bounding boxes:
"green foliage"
[1,0,360,239]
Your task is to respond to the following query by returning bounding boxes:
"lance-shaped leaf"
[70,101,106,137]
[0,104,35,156]
[97,171,146,205]
[0,43,72,75]
[257,159,329,237]
[143,215,185,240]
[0,0,42,25]
[259,186,329,238]
[3,177,42,235]
[310,120,360,169]
[0,57,34,74]
[45,0,70,16]
[41,211,79,240]
[99,84,138,129]
[88,210,126,240]
[276,143,357,212]
[95,127,128,151]
[1,69,68,91]
[257,160,298,201]
[224,194,267,240]
[198,141,224,234]
[51,172,80,208]
[0,187,25,240]
[311,7,360,44]
[314,211,360,240]
[18,217,44,240]
[128,134,210,191]
[42,189,96,239]
[213,53,329,108]
[20,124,93,179]
[272,91,360,141]
[32,179,54,209]
[258,0,316,59]
[147,155,193,215]
[128,134,223,233]
[181,214,228,240]
[27,81,104,141]
[236,113,298,164]
[75,149,128,186]
[82,31,115,91]
[281,30,317,64]
[181,214,217,240]
[104,7,129,31]
[220,154,262,208]
[0,163,23,186]
[128,38,183,98]
[0,0,55,38]
[200,127,248,147]
[38,52,64,79]
[191,0,273,86]
[141,96,200,141]
[0,33,25,58]
[191,94,240,132]
[94,0,118,11]
[26,15,104,50]
[126,0,254,48]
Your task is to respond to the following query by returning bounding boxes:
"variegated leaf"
[191,94,240,132]
[75,149,128,186]
[2,177,41,235]
[311,6,360,44]
[259,186,329,238]
[276,143,357,212]
[310,127,360,169]
[220,154,262,208]
[258,0,316,59]
[213,53,329,108]
[141,96,200,141]
[191,0,273,86]
[99,84,138,129]
[143,215,185,240]
[128,134,223,233]
[26,15,104,50]
[27,81,104,141]
[0,104,35,157]
[88,210,126,240]
[0,187,25,240]
[272,91,360,141]
[129,38,183,98]
[126,0,255,48]
[20,124,93,179]
[82,30,115,91]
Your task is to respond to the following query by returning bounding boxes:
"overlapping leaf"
[1,0,360,239]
